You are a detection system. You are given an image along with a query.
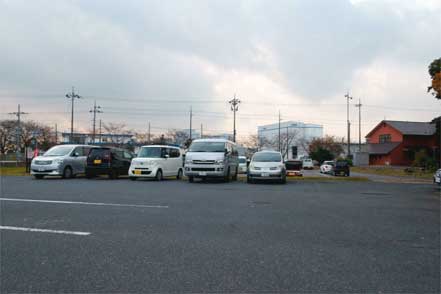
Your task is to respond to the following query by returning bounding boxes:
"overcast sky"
[1,0,440,141]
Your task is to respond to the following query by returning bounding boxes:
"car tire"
[188,176,194,183]
[155,169,163,181]
[62,166,73,179]
[34,175,44,180]
[247,174,253,184]
[346,172,350,177]
[129,177,137,181]
[281,176,287,184]
[177,169,183,180]
[108,169,118,179]
[232,167,238,181]
[224,168,231,183]
[85,171,94,179]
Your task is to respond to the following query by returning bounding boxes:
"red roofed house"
[365,120,438,166]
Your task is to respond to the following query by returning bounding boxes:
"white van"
[184,138,239,182]
[129,145,183,181]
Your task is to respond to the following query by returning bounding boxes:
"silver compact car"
[31,144,94,179]
[247,151,286,184]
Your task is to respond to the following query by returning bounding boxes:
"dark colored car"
[85,147,134,179]
[285,160,303,177]
[333,160,350,176]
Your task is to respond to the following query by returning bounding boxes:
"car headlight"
[437,170,441,177]
[53,159,63,165]
[185,159,192,164]
[215,159,224,164]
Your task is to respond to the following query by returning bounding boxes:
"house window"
[379,134,391,143]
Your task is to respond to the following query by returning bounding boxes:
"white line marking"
[0,226,91,236]
[0,198,169,209]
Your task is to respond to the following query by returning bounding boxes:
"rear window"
[253,152,281,162]
[336,161,348,167]
[239,158,247,163]
[89,148,111,159]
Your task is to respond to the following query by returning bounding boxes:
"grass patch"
[352,166,433,179]
[287,176,369,182]
[0,166,28,176]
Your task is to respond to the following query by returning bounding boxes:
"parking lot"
[1,176,440,293]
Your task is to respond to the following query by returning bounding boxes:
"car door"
[122,151,133,174]
[164,148,174,176]
[70,146,84,174]
[170,148,181,175]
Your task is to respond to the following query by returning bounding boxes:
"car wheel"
[34,175,44,179]
[85,171,94,179]
[281,176,287,184]
[188,176,194,183]
[108,169,118,179]
[177,169,183,180]
[247,174,253,184]
[129,177,137,181]
[224,168,231,182]
[346,172,350,177]
[232,167,238,181]
[62,166,73,179]
[155,169,163,181]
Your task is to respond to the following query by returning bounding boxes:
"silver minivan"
[31,144,94,179]
[184,138,239,182]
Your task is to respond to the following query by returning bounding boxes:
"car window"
[43,145,73,157]
[138,147,161,158]
[161,148,168,158]
[253,152,281,162]
[239,158,247,163]
[123,151,133,159]
[188,142,225,152]
[83,147,92,156]
[170,148,180,158]
[72,147,84,156]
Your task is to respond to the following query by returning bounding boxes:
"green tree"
[309,147,334,164]
[428,58,441,99]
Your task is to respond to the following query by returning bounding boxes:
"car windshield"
[43,145,73,157]
[253,153,281,162]
[324,161,334,165]
[239,158,247,163]
[188,142,225,152]
[336,161,347,166]
[137,147,162,158]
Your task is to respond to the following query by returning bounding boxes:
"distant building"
[365,120,437,166]
[258,121,323,159]
[61,132,133,145]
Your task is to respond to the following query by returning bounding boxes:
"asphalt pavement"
[0,176,439,293]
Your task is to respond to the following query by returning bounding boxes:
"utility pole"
[89,100,102,144]
[344,93,353,157]
[278,110,281,153]
[355,99,362,152]
[200,123,203,139]
[99,119,102,143]
[65,86,81,143]
[286,125,289,161]
[148,122,151,144]
[229,94,241,142]
[189,107,193,140]
[9,104,28,160]
[55,124,58,144]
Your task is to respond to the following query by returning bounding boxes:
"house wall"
[366,123,403,143]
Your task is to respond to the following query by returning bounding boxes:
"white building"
[61,132,133,145]
[257,121,323,159]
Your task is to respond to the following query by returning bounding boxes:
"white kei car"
[320,161,335,174]
[129,145,183,180]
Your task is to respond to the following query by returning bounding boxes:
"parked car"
[434,169,441,185]
[333,160,350,176]
[238,156,248,174]
[285,160,303,177]
[247,151,286,184]
[302,158,314,170]
[31,144,94,179]
[320,160,335,174]
[184,138,239,182]
[85,147,134,179]
[129,145,183,181]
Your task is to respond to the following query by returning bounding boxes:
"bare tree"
[264,129,299,160]
[0,120,16,154]
[103,123,128,144]
[167,129,190,146]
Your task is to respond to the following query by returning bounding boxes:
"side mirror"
[225,149,229,155]
[73,152,80,157]
[164,154,169,159]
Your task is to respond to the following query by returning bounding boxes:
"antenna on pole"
[229,94,241,142]
[65,86,82,143]
[89,100,103,143]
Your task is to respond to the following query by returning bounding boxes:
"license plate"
[134,170,141,175]
[94,159,102,164]
[261,173,269,177]
[38,168,45,172]
[199,172,207,176]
